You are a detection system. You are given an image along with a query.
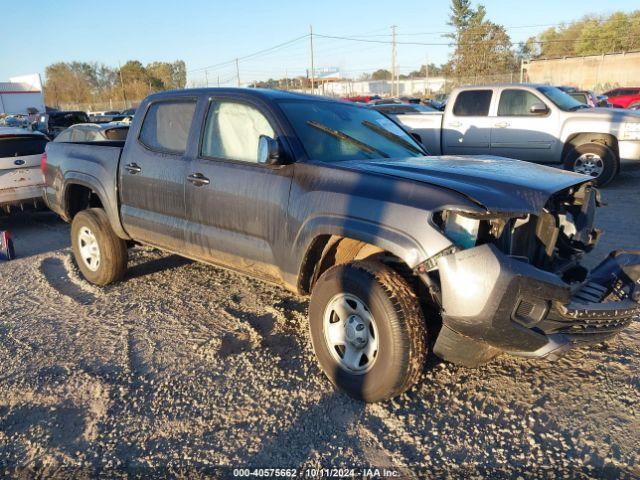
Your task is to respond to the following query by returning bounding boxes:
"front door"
[442,89,494,155]
[119,98,197,252]
[490,88,558,163]
[184,97,293,282]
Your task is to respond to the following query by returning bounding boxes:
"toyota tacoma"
[43,88,640,402]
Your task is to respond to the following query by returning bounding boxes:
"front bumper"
[619,140,640,161]
[429,244,640,367]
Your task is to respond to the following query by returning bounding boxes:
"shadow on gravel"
[125,254,192,280]
[222,306,302,373]
[40,257,96,304]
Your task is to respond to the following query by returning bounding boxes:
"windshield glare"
[537,86,586,111]
[278,100,425,162]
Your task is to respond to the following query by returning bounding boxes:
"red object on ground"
[0,231,15,260]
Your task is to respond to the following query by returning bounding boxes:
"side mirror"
[257,135,283,165]
[529,103,549,115]
[410,132,423,144]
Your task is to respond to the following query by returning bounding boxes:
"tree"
[371,69,392,80]
[445,1,517,79]
[533,10,640,58]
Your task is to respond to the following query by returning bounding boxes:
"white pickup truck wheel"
[71,208,128,285]
[309,260,427,402]
[563,143,619,187]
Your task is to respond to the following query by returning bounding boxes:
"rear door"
[490,88,558,163]
[119,98,197,252]
[184,95,294,282]
[442,89,494,155]
[0,134,48,193]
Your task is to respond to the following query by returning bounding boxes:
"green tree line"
[44,60,186,107]
[529,11,640,59]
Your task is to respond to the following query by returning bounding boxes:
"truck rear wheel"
[309,260,427,402]
[563,143,619,187]
[71,208,128,285]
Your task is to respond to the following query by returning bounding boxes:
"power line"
[313,32,640,47]
[188,34,309,74]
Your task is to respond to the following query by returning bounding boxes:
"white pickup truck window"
[498,90,543,116]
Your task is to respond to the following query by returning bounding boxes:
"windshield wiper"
[306,120,390,158]
[361,120,424,155]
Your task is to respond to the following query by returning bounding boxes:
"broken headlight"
[442,212,480,249]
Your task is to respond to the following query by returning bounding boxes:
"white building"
[0,74,45,114]
[318,77,446,97]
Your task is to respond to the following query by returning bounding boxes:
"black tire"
[563,142,619,187]
[309,260,427,402]
[71,208,127,285]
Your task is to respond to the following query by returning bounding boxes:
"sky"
[1,0,638,86]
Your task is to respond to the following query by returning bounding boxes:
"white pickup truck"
[0,127,49,213]
[379,84,640,186]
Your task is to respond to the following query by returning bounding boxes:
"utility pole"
[217,75,220,87]
[205,70,209,87]
[118,61,128,108]
[235,58,240,87]
[309,24,315,94]
[424,54,429,97]
[285,69,289,90]
[391,25,397,97]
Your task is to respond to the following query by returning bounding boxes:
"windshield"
[537,86,588,111]
[278,100,426,162]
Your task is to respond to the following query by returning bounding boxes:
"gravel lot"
[1,163,639,478]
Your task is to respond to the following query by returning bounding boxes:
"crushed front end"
[419,183,640,367]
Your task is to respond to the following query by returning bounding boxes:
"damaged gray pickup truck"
[43,88,640,402]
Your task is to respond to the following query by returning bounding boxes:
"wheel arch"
[62,173,130,239]
[562,132,619,160]
[296,226,424,296]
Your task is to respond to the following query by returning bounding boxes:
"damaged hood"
[338,155,590,214]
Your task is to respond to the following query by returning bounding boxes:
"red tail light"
[41,152,47,175]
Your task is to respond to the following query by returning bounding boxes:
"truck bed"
[43,141,125,229]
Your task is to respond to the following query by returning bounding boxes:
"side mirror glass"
[529,102,549,115]
[257,135,283,165]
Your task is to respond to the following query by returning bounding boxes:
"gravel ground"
[0,163,639,478]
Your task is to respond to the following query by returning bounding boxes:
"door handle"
[187,173,210,186]
[448,121,462,128]
[125,163,142,174]
[494,121,510,128]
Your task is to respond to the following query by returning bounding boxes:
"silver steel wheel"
[573,153,604,177]
[323,293,379,375]
[78,226,100,272]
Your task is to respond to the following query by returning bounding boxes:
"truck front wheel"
[71,208,128,285]
[563,143,619,187]
[309,260,427,402]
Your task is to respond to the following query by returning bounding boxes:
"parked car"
[386,83,640,186]
[564,89,607,108]
[341,95,381,103]
[42,88,640,402]
[54,123,129,143]
[370,103,440,115]
[0,127,48,213]
[602,87,640,109]
[120,107,137,116]
[42,110,90,137]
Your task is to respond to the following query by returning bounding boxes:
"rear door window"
[452,90,493,116]
[139,100,196,154]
